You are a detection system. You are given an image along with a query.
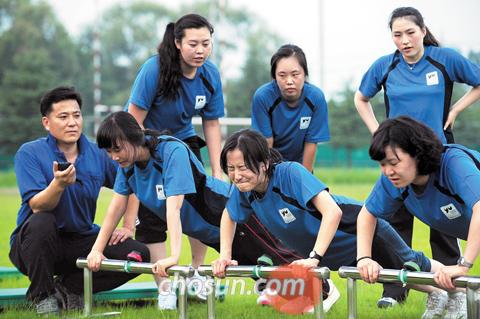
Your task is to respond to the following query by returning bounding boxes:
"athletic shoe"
[304,279,340,313]
[158,291,177,310]
[256,288,277,306]
[421,291,448,319]
[443,291,467,319]
[187,269,208,301]
[377,297,399,308]
[35,295,60,315]
[54,278,84,311]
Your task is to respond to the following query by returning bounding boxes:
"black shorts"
[135,135,206,244]
[135,203,167,244]
[182,135,205,163]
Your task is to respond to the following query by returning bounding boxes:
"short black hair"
[369,116,443,175]
[96,111,166,157]
[40,86,82,116]
[221,129,282,178]
[270,44,309,79]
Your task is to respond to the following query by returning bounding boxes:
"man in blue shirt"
[9,87,149,315]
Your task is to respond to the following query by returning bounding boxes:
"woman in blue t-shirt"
[357,116,480,318]
[251,45,329,171]
[354,6,480,307]
[212,129,444,313]
[126,13,224,175]
[118,14,225,308]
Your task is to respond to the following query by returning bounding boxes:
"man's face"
[42,99,82,146]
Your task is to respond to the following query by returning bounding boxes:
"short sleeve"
[279,162,327,209]
[161,143,197,196]
[100,149,118,189]
[305,87,330,143]
[113,167,133,196]
[128,56,160,111]
[443,150,480,210]
[443,48,480,87]
[14,148,47,204]
[200,64,225,120]
[251,85,273,138]
[225,187,254,223]
[358,55,391,98]
[365,175,403,219]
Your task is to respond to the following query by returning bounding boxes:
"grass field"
[0,168,476,318]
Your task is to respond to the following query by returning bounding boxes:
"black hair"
[220,129,282,178]
[96,111,163,156]
[389,7,439,47]
[157,14,214,100]
[40,86,82,116]
[270,44,309,79]
[369,116,443,175]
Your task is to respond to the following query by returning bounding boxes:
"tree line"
[0,0,479,162]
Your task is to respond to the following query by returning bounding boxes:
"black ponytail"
[423,26,439,47]
[143,128,173,157]
[156,14,214,100]
[157,23,181,100]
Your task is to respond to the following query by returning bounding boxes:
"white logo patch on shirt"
[195,95,206,109]
[426,71,439,86]
[278,208,296,224]
[156,184,166,200]
[440,203,461,220]
[299,117,311,130]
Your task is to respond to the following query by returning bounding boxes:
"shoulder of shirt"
[427,46,462,60]
[157,136,187,156]
[16,137,48,156]
[200,60,220,77]
[142,55,160,68]
[303,82,326,100]
[254,81,278,99]
[370,52,399,69]
[442,145,477,166]
[274,161,303,175]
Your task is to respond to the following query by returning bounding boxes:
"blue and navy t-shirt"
[114,136,229,244]
[366,144,480,240]
[251,81,330,162]
[12,134,117,246]
[359,46,480,143]
[127,55,225,140]
[226,161,359,270]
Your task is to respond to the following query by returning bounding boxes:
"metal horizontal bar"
[76,258,195,277]
[191,117,251,126]
[197,265,330,279]
[338,266,480,290]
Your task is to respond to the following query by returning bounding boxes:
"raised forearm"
[220,209,236,260]
[203,119,222,178]
[354,91,379,134]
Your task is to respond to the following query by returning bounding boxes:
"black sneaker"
[35,295,60,315]
[377,297,399,308]
[54,277,84,311]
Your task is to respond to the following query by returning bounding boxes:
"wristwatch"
[457,257,473,268]
[308,250,323,263]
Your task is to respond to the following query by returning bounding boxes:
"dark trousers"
[232,214,303,265]
[9,212,150,302]
[201,213,303,265]
[382,205,460,301]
